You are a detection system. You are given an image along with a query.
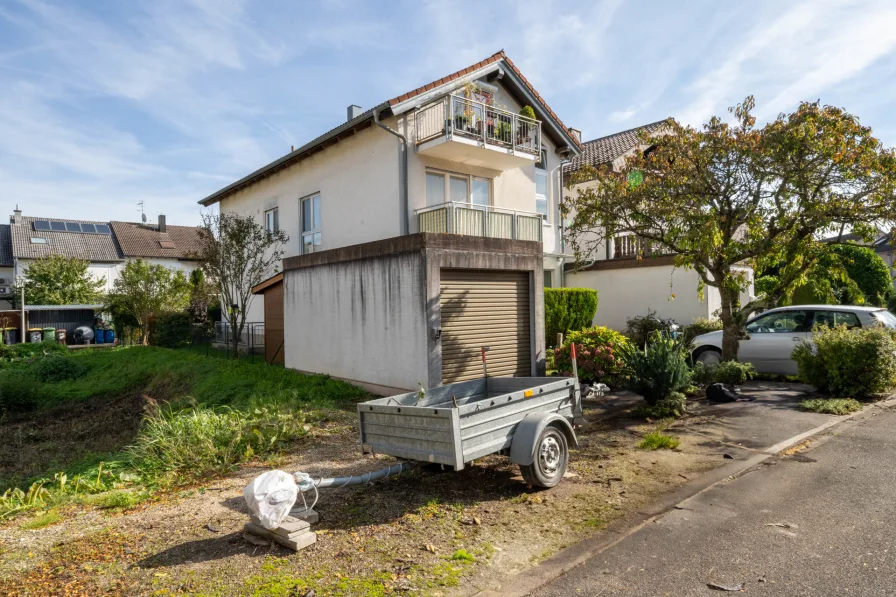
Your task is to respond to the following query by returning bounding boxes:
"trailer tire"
[519,425,568,488]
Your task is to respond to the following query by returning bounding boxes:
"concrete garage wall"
[567,260,755,331]
[282,234,544,394]
[283,244,429,395]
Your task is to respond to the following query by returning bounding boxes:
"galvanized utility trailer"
[358,375,582,488]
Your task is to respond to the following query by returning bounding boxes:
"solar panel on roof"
[33,221,51,231]
[65,222,81,232]
[50,221,66,231]
[95,224,111,234]
[80,223,96,233]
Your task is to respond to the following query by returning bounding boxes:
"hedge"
[545,288,598,347]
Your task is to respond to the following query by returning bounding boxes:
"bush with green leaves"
[150,311,195,348]
[681,317,723,344]
[519,105,537,120]
[625,310,678,347]
[544,288,598,347]
[0,371,41,414]
[0,342,67,365]
[553,326,629,385]
[619,332,692,408]
[793,325,896,398]
[35,356,87,383]
[691,360,756,386]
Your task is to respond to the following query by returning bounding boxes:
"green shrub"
[0,342,67,365]
[150,311,194,348]
[625,310,678,347]
[754,275,778,298]
[544,288,598,347]
[619,333,692,406]
[35,356,87,383]
[637,431,680,450]
[632,391,687,418]
[691,361,756,385]
[800,397,863,415]
[553,326,629,385]
[793,325,896,398]
[0,371,42,414]
[888,291,896,314]
[681,317,723,344]
[519,105,536,120]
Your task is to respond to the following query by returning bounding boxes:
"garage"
[440,269,531,383]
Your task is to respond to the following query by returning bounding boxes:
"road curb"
[473,396,896,597]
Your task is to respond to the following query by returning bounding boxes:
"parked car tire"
[692,346,723,366]
[520,426,568,488]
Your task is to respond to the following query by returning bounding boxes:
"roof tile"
[565,120,669,172]
[110,221,203,260]
[11,217,122,262]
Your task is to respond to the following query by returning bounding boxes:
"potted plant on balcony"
[518,105,537,145]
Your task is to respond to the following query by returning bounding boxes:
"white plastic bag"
[243,470,298,529]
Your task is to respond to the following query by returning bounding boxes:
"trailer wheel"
[519,426,568,488]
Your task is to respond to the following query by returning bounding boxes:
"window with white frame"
[425,169,491,207]
[535,168,548,221]
[301,194,321,254]
[264,207,279,233]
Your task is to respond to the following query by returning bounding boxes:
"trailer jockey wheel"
[520,426,568,488]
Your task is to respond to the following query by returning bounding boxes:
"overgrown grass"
[800,397,863,415]
[20,510,61,530]
[0,346,368,519]
[637,431,680,451]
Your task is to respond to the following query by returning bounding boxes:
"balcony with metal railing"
[415,94,542,170]
[416,201,543,242]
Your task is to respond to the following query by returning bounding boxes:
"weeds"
[451,549,475,562]
[20,510,61,530]
[637,431,680,451]
[800,397,863,415]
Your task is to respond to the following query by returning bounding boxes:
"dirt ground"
[0,394,730,597]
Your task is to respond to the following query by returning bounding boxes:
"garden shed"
[251,273,285,365]
[21,305,102,344]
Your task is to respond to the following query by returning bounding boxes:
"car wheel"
[693,346,723,366]
[519,426,568,489]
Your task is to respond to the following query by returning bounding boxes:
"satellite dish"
[142,213,147,223]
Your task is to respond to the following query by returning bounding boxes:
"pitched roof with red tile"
[110,221,203,260]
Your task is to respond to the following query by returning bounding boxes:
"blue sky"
[3,0,896,226]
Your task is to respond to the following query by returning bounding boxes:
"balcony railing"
[415,94,541,156]
[611,235,669,259]
[416,202,543,242]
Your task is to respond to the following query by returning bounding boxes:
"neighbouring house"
[201,51,584,392]
[563,121,755,332]
[6,208,202,297]
[0,225,14,309]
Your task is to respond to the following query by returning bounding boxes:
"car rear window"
[871,310,896,329]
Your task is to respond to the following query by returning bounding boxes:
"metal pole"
[481,346,490,380]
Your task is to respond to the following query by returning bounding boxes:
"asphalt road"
[531,406,896,596]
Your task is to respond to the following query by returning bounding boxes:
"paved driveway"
[531,404,896,596]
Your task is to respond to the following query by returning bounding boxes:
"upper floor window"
[535,169,548,221]
[426,169,490,208]
[301,194,321,254]
[264,208,279,233]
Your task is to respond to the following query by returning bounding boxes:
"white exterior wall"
[566,264,755,331]
[15,258,199,296]
[283,252,428,394]
[218,122,401,323]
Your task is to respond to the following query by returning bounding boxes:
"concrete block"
[244,522,317,551]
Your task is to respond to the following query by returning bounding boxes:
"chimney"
[347,105,363,121]
[568,128,582,143]
[158,214,167,233]
[11,206,21,225]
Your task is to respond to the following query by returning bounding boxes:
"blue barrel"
[105,329,115,344]
[95,328,105,344]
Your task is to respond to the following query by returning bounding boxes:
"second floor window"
[302,194,321,254]
[265,208,279,233]
[535,169,548,221]
[426,170,491,207]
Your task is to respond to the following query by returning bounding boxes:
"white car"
[691,305,896,375]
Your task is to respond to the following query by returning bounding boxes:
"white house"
[563,122,755,331]
[200,51,584,391]
[7,210,201,298]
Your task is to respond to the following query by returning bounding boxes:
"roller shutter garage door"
[440,269,532,383]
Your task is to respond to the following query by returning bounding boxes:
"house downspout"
[374,106,409,236]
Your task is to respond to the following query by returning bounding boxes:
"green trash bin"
[42,327,55,342]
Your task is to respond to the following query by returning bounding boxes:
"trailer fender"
[509,413,578,466]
